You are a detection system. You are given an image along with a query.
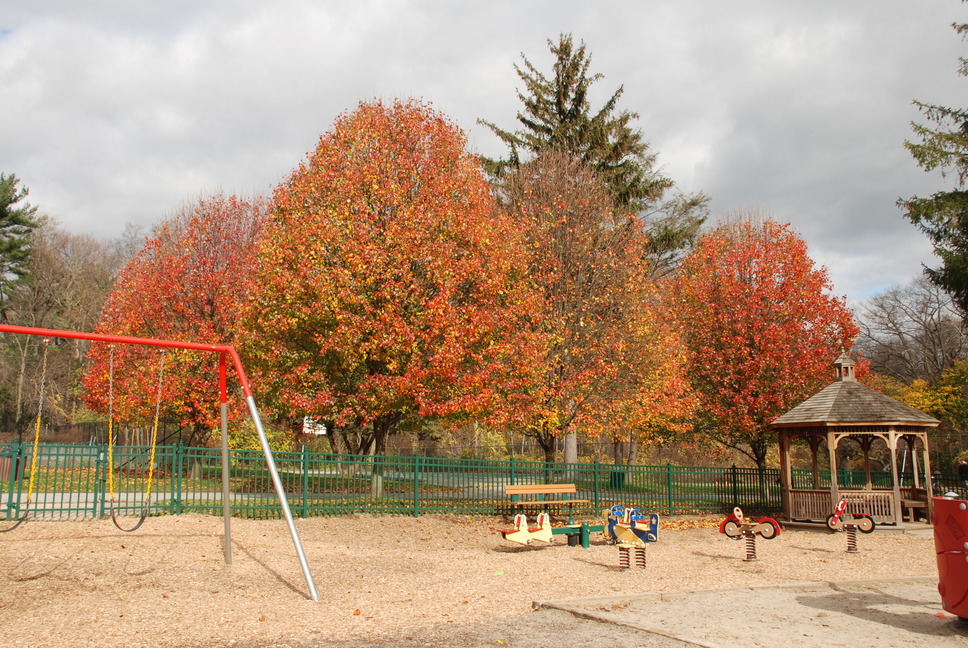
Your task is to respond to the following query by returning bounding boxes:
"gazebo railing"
[788,489,830,522]
[841,489,895,523]
[788,488,896,524]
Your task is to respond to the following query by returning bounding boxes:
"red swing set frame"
[0,323,319,601]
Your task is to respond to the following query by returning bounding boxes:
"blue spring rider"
[604,505,659,569]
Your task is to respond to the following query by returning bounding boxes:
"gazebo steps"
[897,521,935,537]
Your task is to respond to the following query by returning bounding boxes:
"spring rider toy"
[826,498,875,553]
[604,505,659,569]
[500,512,553,545]
[719,506,781,561]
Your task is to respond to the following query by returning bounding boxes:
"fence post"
[301,445,310,519]
[4,439,23,519]
[509,456,516,485]
[731,464,739,508]
[412,455,421,517]
[593,460,600,512]
[757,466,768,506]
[94,444,107,518]
[173,441,184,516]
[1,441,9,520]
[666,463,674,516]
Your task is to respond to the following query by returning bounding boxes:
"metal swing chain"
[144,351,167,501]
[24,339,50,508]
[111,349,166,533]
[106,346,116,508]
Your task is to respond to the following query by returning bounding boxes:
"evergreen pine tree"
[900,15,968,314]
[0,173,41,309]
[480,34,708,272]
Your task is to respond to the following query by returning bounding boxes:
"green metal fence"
[4,441,947,522]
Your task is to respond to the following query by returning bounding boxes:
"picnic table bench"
[504,483,589,523]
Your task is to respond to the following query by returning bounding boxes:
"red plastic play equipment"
[932,493,968,620]
[826,498,875,553]
[720,506,781,561]
[0,323,319,601]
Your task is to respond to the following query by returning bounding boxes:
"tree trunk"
[14,337,29,438]
[563,433,577,464]
[611,439,640,466]
[544,439,556,463]
[531,427,557,482]
[751,440,770,502]
[369,413,400,498]
[328,425,365,478]
[563,432,578,481]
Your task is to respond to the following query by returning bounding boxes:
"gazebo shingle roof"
[770,379,940,428]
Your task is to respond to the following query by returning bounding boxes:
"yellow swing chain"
[144,351,167,501]
[109,348,166,532]
[106,346,116,507]
[23,338,51,512]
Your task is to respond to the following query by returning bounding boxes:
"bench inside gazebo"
[770,353,939,526]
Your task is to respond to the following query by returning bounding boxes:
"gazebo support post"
[922,439,935,520]
[779,432,792,516]
[808,436,822,489]
[827,430,841,512]
[888,430,903,525]
[861,436,874,490]
[907,436,920,489]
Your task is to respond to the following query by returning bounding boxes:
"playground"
[0,513,958,648]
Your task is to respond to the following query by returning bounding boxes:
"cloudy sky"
[1,1,965,302]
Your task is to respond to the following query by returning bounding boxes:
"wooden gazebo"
[770,353,939,526]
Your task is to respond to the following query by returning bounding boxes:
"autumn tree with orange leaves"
[670,213,858,471]
[244,99,536,465]
[83,194,268,445]
[498,151,693,464]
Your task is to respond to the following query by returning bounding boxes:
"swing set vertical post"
[219,352,231,565]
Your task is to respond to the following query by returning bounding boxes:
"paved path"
[281,576,967,648]
[535,577,967,648]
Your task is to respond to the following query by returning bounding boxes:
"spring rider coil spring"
[845,526,858,553]
[617,545,647,569]
[743,530,757,561]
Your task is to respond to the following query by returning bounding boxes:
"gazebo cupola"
[834,351,855,381]
[770,353,939,526]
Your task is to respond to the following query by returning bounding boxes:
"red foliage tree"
[669,214,859,470]
[244,99,537,458]
[83,194,268,444]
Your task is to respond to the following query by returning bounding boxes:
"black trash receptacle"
[609,468,626,489]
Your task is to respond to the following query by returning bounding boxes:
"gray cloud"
[0,0,964,302]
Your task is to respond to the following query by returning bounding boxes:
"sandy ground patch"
[0,514,945,647]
